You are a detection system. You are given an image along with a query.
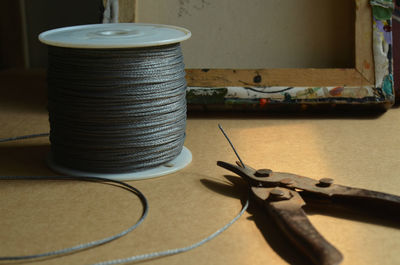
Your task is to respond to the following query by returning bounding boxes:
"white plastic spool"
[40,23,192,180]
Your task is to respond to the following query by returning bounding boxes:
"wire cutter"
[217,160,400,265]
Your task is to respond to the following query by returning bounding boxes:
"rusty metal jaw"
[250,186,343,265]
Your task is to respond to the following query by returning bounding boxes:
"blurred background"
[1,0,355,69]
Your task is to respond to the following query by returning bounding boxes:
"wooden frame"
[185,0,375,89]
[119,0,395,110]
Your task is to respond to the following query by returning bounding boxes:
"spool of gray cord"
[47,43,187,173]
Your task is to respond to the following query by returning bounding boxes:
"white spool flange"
[46,147,192,181]
[39,23,191,48]
[40,23,192,180]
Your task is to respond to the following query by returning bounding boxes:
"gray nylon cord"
[90,200,249,265]
[47,43,187,173]
[0,175,148,261]
[0,133,249,264]
[0,133,49,143]
[0,133,149,261]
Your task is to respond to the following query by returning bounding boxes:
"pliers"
[217,160,400,265]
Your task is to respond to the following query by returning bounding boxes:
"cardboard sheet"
[0,70,399,265]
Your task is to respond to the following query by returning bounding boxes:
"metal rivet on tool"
[255,169,272,177]
[270,188,285,197]
[280,178,293,185]
[318,178,334,187]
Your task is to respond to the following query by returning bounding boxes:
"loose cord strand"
[0,133,249,264]
[0,135,148,261]
[0,133,49,143]
[0,179,148,261]
[90,200,249,265]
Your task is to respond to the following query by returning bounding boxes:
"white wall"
[136,0,355,69]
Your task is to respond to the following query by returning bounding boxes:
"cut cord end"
[218,124,245,168]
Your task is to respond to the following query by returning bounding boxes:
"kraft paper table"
[0,70,399,265]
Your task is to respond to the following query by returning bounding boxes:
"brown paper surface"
[0,70,399,265]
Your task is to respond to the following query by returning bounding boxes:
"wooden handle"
[267,198,343,265]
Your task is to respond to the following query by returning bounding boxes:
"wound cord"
[47,44,187,173]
